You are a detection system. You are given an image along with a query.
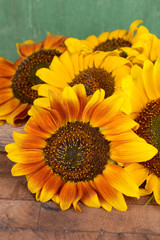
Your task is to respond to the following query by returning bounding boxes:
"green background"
[0,0,160,62]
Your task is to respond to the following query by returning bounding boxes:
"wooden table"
[0,124,160,240]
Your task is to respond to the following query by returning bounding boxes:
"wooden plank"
[0,230,100,240]
[0,124,24,152]
[38,202,153,233]
[0,152,14,177]
[1,230,160,240]
[0,199,41,228]
[0,176,33,200]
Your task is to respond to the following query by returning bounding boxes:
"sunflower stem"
[144,194,154,206]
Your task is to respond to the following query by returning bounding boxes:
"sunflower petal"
[27,165,52,193]
[11,162,45,176]
[94,175,127,211]
[59,181,77,210]
[13,132,46,149]
[81,182,101,208]
[125,163,149,186]
[82,89,105,122]
[73,182,83,212]
[61,86,80,121]
[7,149,44,164]
[110,140,158,163]
[103,164,139,197]
[40,174,64,202]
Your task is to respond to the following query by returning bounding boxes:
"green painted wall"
[0,0,160,61]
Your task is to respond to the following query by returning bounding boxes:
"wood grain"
[0,123,24,152]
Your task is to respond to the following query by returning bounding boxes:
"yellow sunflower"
[122,59,160,204]
[65,20,150,54]
[6,85,157,212]
[118,47,147,67]
[0,34,67,125]
[35,50,132,111]
[132,25,160,62]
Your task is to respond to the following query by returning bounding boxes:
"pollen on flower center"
[135,99,160,177]
[12,49,61,105]
[69,67,115,98]
[94,38,132,52]
[43,121,110,182]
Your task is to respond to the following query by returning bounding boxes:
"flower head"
[6,85,157,211]
[65,20,149,55]
[35,50,132,114]
[0,34,67,125]
[123,59,160,204]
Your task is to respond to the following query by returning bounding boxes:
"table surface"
[0,124,160,240]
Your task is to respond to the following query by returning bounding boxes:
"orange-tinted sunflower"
[65,20,150,55]
[6,85,157,212]
[35,50,132,112]
[0,34,67,125]
[122,59,160,204]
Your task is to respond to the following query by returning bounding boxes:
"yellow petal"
[110,140,158,163]
[125,163,149,186]
[103,164,139,198]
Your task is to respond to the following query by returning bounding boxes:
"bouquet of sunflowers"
[1,20,160,212]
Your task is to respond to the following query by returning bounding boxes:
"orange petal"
[7,149,44,164]
[43,34,67,50]
[73,182,83,212]
[0,88,13,104]
[103,164,139,197]
[11,161,45,176]
[0,77,12,89]
[100,113,138,136]
[40,174,64,202]
[6,103,30,126]
[13,132,46,149]
[59,181,77,210]
[61,86,80,122]
[0,62,16,77]
[48,91,69,123]
[27,165,52,193]
[90,94,125,127]
[24,117,51,139]
[72,84,87,119]
[82,89,105,122]
[31,105,57,134]
[94,175,127,211]
[81,181,101,208]
[16,42,36,58]
[0,98,20,116]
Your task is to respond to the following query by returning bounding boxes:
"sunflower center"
[11,49,61,105]
[135,99,160,177]
[69,67,115,98]
[94,38,132,52]
[43,121,110,182]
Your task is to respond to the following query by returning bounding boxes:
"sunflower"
[6,85,157,212]
[65,20,150,55]
[0,34,67,125]
[118,47,147,68]
[122,59,160,204]
[132,25,160,62]
[35,50,132,111]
